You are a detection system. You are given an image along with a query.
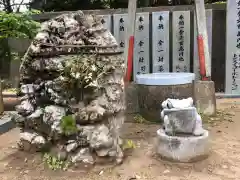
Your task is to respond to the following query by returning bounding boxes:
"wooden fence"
[4,4,227,92]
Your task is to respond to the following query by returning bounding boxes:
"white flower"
[70,72,75,78]
[91,65,97,71]
[87,80,98,87]
[75,72,80,79]
[59,76,65,81]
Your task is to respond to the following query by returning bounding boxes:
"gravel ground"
[0,98,239,180]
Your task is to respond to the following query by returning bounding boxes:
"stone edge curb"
[215,93,240,99]
[4,91,240,99]
[2,92,17,98]
[0,112,15,135]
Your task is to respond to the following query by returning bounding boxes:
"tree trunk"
[3,0,13,13]
[0,80,4,115]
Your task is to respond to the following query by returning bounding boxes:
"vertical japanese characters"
[157,15,165,72]
[177,15,187,72]
[172,11,190,73]
[152,12,170,73]
[133,12,150,80]
[232,0,240,91]
[137,16,146,74]
[113,14,128,51]
[119,17,125,48]
[232,54,240,90]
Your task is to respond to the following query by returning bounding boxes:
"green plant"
[61,54,111,89]
[60,115,78,136]
[0,10,40,39]
[133,114,147,124]
[122,139,136,150]
[43,153,70,171]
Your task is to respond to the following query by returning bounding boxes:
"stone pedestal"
[125,83,139,114]
[194,80,216,116]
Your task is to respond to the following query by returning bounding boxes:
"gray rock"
[15,10,125,164]
[66,142,78,152]
[20,84,38,94]
[89,125,113,150]
[10,111,25,124]
[78,125,95,140]
[96,147,117,157]
[19,130,47,151]
[71,148,94,164]
[43,105,66,124]
[20,131,46,145]
[27,108,43,120]
[16,100,35,115]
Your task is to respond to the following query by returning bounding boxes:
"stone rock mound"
[14,11,125,165]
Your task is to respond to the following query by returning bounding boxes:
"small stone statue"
[161,97,204,136]
[161,97,194,109]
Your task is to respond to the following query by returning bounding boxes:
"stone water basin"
[136,73,195,122]
[156,128,210,163]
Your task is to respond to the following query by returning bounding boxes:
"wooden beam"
[32,4,226,22]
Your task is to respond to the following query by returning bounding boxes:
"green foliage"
[133,114,147,124]
[30,0,113,11]
[0,10,40,39]
[60,54,112,91]
[60,115,78,136]
[211,1,226,4]
[29,0,227,13]
[122,139,136,150]
[43,153,70,171]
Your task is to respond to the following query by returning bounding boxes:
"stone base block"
[194,81,216,116]
[162,107,197,135]
[155,128,210,163]
[125,83,139,114]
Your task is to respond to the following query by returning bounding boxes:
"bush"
[0,10,40,39]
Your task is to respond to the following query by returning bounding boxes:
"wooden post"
[194,0,211,79]
[0,80,4,114]
[124,0,137,82]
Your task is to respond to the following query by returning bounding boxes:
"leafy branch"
[0,10,40,39]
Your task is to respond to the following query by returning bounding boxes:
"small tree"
[0,10,40,114]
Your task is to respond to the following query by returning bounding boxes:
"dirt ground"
[0,99,240,180]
